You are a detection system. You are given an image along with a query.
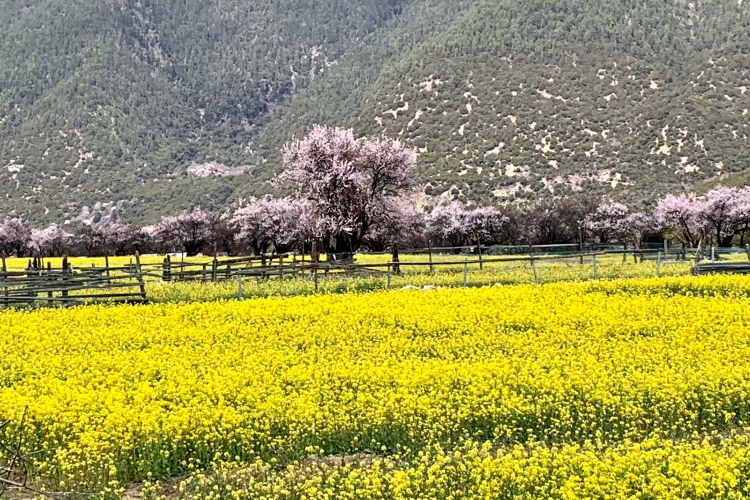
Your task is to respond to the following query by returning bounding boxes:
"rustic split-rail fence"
[0,254,147,309]
[1,243,748,309]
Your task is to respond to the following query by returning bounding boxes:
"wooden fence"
[1,243,747,309]
[1,255,147,309]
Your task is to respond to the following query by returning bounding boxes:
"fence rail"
[1,243,748,308]
[1,255,147,309]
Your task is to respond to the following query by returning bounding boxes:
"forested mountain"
[2,0,749,223]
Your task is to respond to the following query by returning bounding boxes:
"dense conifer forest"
[1,0,748,223]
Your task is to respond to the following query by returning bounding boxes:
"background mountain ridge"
[1,0,748,224]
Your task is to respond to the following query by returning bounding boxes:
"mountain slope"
[1,0,749,223]
[261,0,750,208]
[0,0,412,222]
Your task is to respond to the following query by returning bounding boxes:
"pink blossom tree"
[730,186,750,246]
[425,203,507,247]
[425,202,469,247]
[654,193,709,247]
[463,206,508,245]
[30,225,74,257]
[582,202,630,243]
[278,126,417,257]
[622,212,655,250]
[232,198,308,255]
[153,208,224,256]
[362,198,424,252]
[0,218,33,257]
[701,187,750,246]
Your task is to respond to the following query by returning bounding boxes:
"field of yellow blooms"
[2,275,750,498]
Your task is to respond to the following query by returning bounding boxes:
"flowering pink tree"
[622,212,655,249]
[278,126,417,257]
[232,198,308,255]
[464,206,508,245]
[362,198,424,252]
[74,223,108,256]
[425,202,468,247]
[700,187,750,246]
[30,225,74,257]
[425,203,507,247]
[730,186,750,246]
[0,218,33,257]
[583,202,630,243]
[654,193,709,247]
[153,208,224,256]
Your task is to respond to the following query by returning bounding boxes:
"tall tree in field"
[654,193,708,247]
[362,198,424,252]
[30,225,73,257]
[701,187,749,247]
[583,201,630,243]
[425,202,469,247]
[622,212,655,250]
[730,186,750,246]
[278,126,417,257]
[463,206,508,246]
[154,208,223,256]
[232,198,309,255]
[0,218,32,257]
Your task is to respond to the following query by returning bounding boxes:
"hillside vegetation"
[1,0,748,223]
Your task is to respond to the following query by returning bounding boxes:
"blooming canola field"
[2,276,750,498]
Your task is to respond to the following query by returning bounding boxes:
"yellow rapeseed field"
[2,275,750,498]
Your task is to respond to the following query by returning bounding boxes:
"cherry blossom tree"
[362,198,424,252]
[730,186,750,246]
[425,202,469,247]
[425,203,507,247]
[153,208,224,256]
[654,193,709,247]
[232,198,308,255]
[622,212,655,250]
[30,225,73,257]
[701,186,750,246]
[583,202,630,243]
[463,206,508,245]
[278,126,417,257]
[0,218,33,257]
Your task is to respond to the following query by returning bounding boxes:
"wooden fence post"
[387,263,391,289]
[212,257,218,282]
[105,255,111,284]
[47,262,53,307]
[238,273,243,301]
[427,239,434,274]
[135,252,147,302]
[463,261,468,287]
[531,257,539,284]
[163,255,172,282]
[477,238,483,270]
[392,244,400,275]
[61,256,69,302]
[656,251,662,277]
[592,255,598,280]
[1,253,7,308]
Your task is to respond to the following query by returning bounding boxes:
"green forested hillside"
[1,0,749,223]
